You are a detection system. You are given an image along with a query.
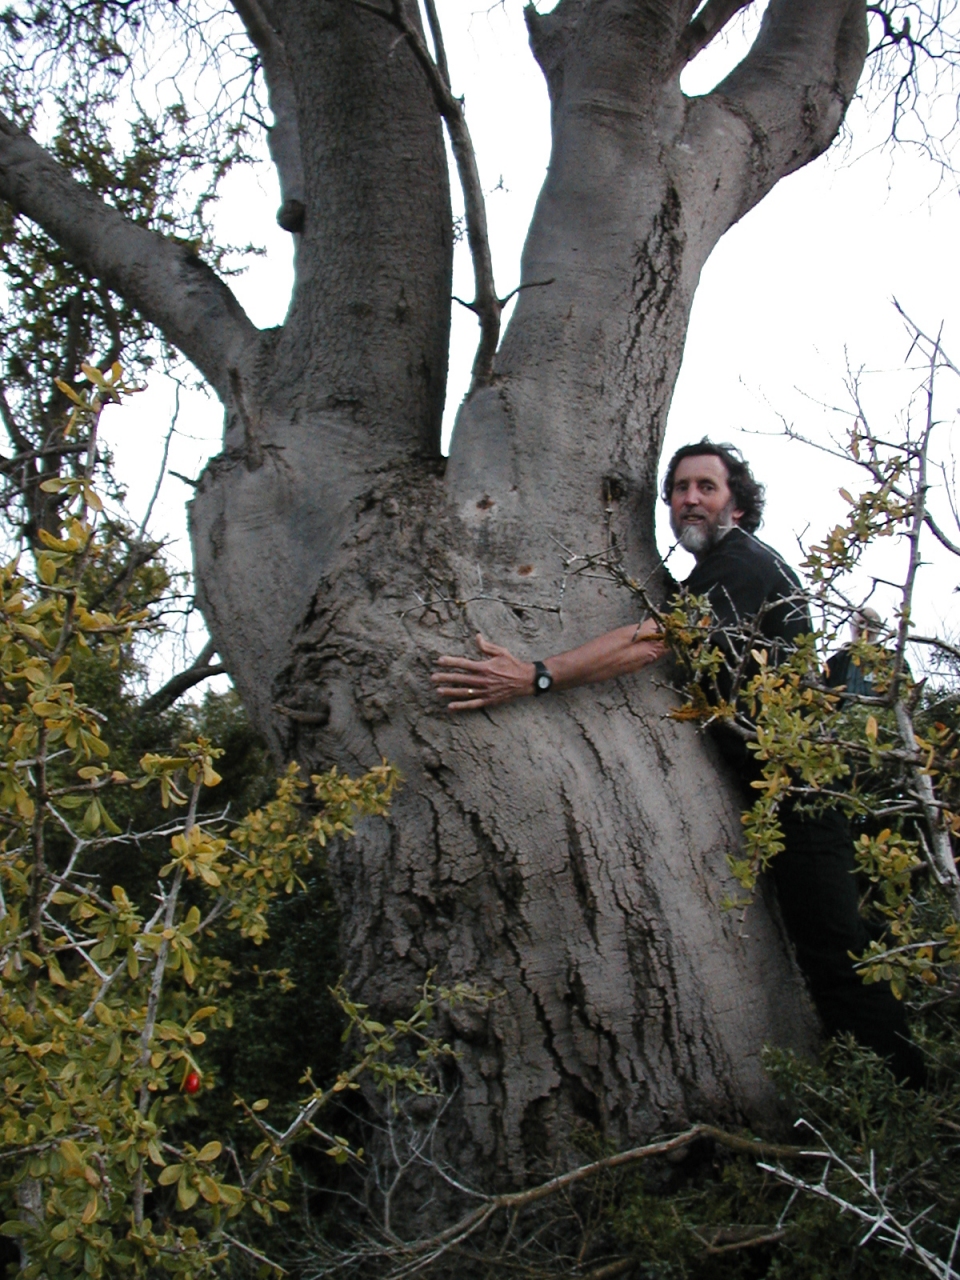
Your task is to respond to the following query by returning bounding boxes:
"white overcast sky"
[97,1,960,688]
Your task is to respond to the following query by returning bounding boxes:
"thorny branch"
[760,1120,960,1280]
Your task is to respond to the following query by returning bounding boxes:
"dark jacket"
[683,526,809,655]
[677,527,810,773]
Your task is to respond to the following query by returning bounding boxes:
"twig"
[221,1231,288,1275]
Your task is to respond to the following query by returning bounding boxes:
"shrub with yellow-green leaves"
[0,368,402,1278]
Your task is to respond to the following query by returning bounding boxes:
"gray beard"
[671,505,739,555]
[677,523,712,554]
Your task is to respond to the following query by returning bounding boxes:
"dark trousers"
[771,804,925,1087]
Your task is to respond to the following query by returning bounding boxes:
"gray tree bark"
[0,0,868,1177]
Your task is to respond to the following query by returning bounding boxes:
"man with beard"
[433,441,924,1086]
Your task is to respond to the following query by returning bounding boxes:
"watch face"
[536,674,551,690]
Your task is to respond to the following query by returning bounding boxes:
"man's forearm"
[545,620,666,690]
[432,620,665,712]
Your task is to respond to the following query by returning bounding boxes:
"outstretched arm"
[432,619,666,712]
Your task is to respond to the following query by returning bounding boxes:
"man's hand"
[432,634,535,712]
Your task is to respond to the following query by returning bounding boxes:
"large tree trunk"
[0,0,869,1180]
[189,0,867,1174]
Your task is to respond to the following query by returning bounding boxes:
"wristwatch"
[533,660,554,696]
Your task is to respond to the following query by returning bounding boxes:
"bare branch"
[229,0,305,224]
[137,394,179,541]
[924,513,960,557]
[141,640,226,716]
[910,635,960,663]
[761,1121,960,1280]
[422,0,450,87]
[0,111,259,401]
[295,1121,830,1276]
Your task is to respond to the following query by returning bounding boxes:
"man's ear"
[731,509,745,525]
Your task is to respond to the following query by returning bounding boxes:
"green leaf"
[83,799,102,833]
[177,1179,199,1210]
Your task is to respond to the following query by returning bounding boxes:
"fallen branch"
[299,1122,829,1278]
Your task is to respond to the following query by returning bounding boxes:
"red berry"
[183,1070,201,1095]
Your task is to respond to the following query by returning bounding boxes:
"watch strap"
[533,660,553,696]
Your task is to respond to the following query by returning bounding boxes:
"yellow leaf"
[54,378,83,404]
[252,1099,269,1112]
[81,1194,99,1225]
[59,1139,83,1169]
[38,555,58,585]
[157,1164,182,1186]
[83,484,103,513]
[865,716,878,742]
[37,528,68,550]
[198,1175,221,1204]
[178,1179,199,1211]
[196,1141,221,1162]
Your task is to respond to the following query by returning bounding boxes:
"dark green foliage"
[608,1022,960,1279]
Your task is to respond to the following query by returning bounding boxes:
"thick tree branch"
[356,0,499,392]
[141,640,226,715]
[707,0,868,207]
[229,0,306,232]
[0,112,259,402]
[674,0,754,72]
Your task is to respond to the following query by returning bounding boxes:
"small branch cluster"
[761,1119,960,1280]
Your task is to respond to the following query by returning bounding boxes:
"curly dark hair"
[660,439,765,534]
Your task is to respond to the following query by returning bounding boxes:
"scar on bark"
[228,367,263,471]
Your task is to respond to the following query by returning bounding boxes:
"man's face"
[669,454,744,555]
